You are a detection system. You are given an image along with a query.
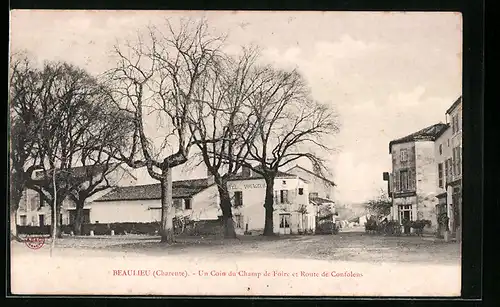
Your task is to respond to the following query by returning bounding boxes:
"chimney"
[241,165,251,178]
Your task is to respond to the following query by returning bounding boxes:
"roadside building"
[17,163,138,227]
[92,167,316,235]
[286,164,336,202]
[434,96,462,240]
[388,123,449,234]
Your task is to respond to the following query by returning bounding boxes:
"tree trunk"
[160,168,175,244]
[216,179,236,239]
[51,199,63,239]
[10,207,18,240]
[10,185,23,240]
[263,177,276,236]
[73,200,85,235]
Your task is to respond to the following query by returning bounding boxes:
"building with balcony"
[388,123,449,234]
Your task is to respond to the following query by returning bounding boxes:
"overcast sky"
[10,10,462,204]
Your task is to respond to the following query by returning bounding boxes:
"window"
[279,214,291,228]
[280,190,289,204]
[234,214,243,229]
[445,160,449,182]
[447,139,450,147]
[30,195,38,211]
[184,198,192,210]
[447,158,454,177]
[38,214,45,226]
[20,215,27,226]
[453,147,462,176]
[452,115,459,134]
[400,149,408,162]
[298,188,304,195]
[399,170,409,191]
[439,144,443,155]
[282,180,287,185]
[233,191,243,207]
[309,192,318,198]
[438,163,444,188]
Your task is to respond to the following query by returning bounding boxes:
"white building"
[286,164,336,201]
[17,164,138,227]
[92,168,316,235]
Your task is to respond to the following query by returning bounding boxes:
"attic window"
[282,180,286,185]
[400,149,408,162]
[298,188,304,195]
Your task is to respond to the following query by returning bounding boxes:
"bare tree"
[366,189,392,218]
[188,47,262,238]
[238,67,340,236]
[66,101,134,235]
[22,61,117,242]
[105,18,225,243]
[9,53,43,239]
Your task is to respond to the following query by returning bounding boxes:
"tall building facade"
[386,96,462,238]
[435,96,462,240]
[388,123,449,234]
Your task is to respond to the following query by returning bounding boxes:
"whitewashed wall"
[17,165,138,226]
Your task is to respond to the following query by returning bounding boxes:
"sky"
[9,10,463,204]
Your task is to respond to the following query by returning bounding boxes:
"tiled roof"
[310,197,335,205]
[388,123,449,153]
[95,178,211,202]
[446,96,462,115]
[95,168,304,202]
[286,165,336,186]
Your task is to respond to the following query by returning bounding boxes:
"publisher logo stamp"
[22,236,46,250]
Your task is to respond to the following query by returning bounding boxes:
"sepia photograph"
[9,10,463,296]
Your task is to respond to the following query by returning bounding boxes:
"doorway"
[39,214,45,226]
[279,214,291,235]
[398,205,413,234]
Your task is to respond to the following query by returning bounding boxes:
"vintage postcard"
[9,10,462,296]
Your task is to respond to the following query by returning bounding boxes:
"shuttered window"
[393,172,400,192]
[408,168,416,191]
[399,170,409,191]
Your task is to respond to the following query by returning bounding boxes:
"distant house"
[310,196,337,222]
[358,214,373,226]
[92,166,316,235]
[17,163,138,227]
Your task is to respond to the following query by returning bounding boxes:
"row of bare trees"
[9,18,339,243]
[9,53,133,242]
